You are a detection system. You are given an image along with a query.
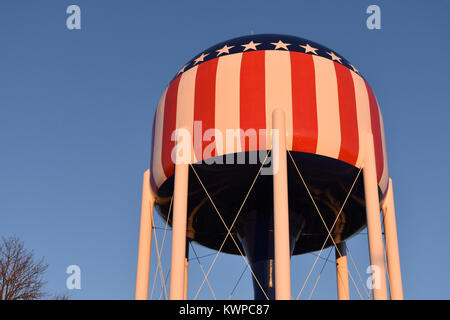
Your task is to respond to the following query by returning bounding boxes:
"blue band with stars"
[172,34,361,82]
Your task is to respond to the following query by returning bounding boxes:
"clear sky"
[1,0,449,299]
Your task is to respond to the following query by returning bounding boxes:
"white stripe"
[265,50,293,150]
[313,55,341,159]
[152,88,168,187]
[176,66,198,164]
[215,53,242,156]
[351,71,372,168]
[378,107,389,195]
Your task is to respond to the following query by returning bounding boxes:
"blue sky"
[1,0,449,299]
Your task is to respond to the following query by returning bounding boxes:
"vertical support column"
[335,242,350,300]
[272,109,291,300]
[184,241,190,300]
[169,141,189,300]
[135,169,155,300]
[363,133,388,300]
[382,178,404,300]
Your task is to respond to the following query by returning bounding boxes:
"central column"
[236,207,302,300]
[237,208,276,300]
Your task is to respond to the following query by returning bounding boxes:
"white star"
[193,52,209,65]
[241,40,261,51]
[327,51,342,63]
[299,43,319,55]
[349,64,359,74]
[216,44,234,56]
[271,40,290,50]
[177,63,189,75]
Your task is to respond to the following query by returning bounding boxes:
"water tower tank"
[149,34,389,299]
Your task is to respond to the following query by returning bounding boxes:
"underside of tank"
[154,150,378,299]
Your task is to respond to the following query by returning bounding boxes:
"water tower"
[135,34,403,300]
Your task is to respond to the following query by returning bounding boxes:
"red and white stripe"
[150,50,389,196]
[215,53,242,155]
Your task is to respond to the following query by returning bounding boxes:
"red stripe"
[290,52,318,154]
[161,76,181,178]
[240,51,266,151]
[150,110,158,193]
[335,62,359,165]
[365,81,384,182]
[193,58,219,162]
